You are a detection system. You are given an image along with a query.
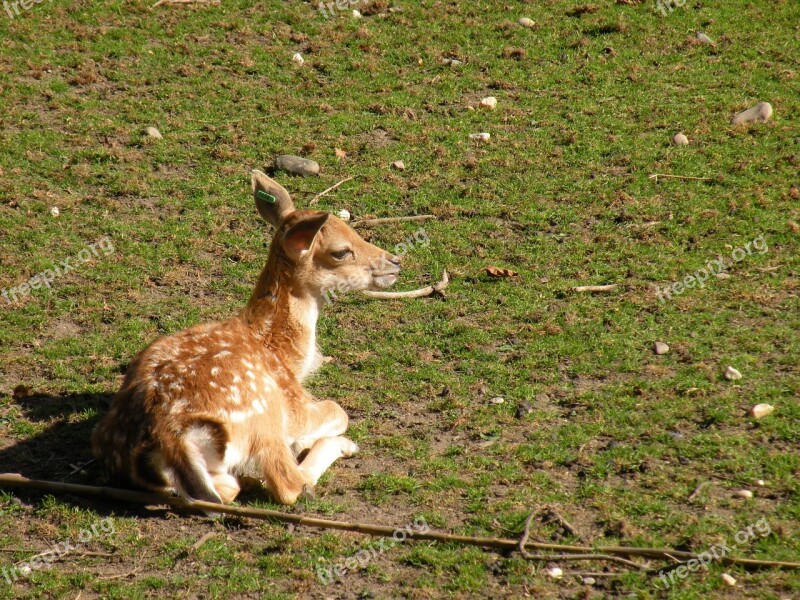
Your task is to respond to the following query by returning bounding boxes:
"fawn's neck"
[241,254,322,380]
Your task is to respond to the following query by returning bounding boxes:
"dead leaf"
[12,384,31,399]
[485,266,519,278]
[335,148,347,160]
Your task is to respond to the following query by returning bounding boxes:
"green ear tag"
[256,190,276,204]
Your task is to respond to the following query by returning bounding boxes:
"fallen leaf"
[335,148,347,160]
[13,384,31,399]
[485,266,519,278]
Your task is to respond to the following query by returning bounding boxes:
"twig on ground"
[152,0,219,7]
[572,284,618,293]
[186,531,217,555]
[1,475,799,571]
[362,270,449,300]
[309,176,354,205]
[648,174,714,183]
[518,513,644,569]
[351,215,436,227]
[688,481,711,501]
[542,507,583,541]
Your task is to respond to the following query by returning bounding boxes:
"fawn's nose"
[388,255,401,268]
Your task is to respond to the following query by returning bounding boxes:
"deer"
[91,170,401,505]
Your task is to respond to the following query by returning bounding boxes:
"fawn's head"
[252,170,401,299]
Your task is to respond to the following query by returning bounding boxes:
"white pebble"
[734,489,753,499]
[544,566,563,579]
[50,206,60,217]
[721,573,737,586]
[469,132,490,142]
[392,160,405,171]
[490,397,505,405]
[731,102,772,125]
[654,342,670,355]
[479,96,497,110]
[441,58,463,67]
[352,9,362,18]
[724,366,742,381]
[751,403,774,419]
[519,17,536,28]
[696,32,715,46]
[292,52,305,66]
[336,209,351,221]
[756,479,765,487]
[144,126,162,139]
[672,132,689,146]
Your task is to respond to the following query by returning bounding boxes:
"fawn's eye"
[331,248,353,260]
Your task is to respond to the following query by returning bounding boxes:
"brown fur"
[91,171,400,505]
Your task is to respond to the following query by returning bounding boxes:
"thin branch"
[542,507,583,541]
[572,284,618,293]
[1,475,799,571]
[517,512,643,569]
[648,173,714,183]
[688,481,711,501]
[152,0,219,7]
[362,270,449,300]
[308,176,354,205]
[351,215,436,227]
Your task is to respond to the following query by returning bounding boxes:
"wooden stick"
[308,176,354,205]
[152,0,219,7]
[572,284,618,293]
[648,174,714,183]
[1,475,799,570]
[362,270,449,300]
[351,215,436,227]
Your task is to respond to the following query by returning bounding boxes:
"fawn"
[91,170,401,505]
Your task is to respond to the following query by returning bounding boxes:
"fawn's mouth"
[371,270,399,289]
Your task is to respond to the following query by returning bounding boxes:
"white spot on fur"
[211,367,221,376]
[232,374,242,384]
[246,370,256,380]
[214,350,232,359]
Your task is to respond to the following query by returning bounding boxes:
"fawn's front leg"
[292,400,359,486]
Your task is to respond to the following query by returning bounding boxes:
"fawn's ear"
[251,170,295,227]
[283,212,329,261]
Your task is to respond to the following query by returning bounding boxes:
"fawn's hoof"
[341,439,359,457]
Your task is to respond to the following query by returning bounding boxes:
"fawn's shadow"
[0,391,110,482]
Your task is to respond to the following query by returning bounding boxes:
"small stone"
[724,366,742,381]
[274,155,320,177]
[721,573,737,586]
[731,102,773,125]
[672,132,689,146]
[490,397,505,405]
[479,96,497,110]
[696,32,716,46]
[582,577,596,585]
[516,401,533,418]
[291,52,305,66]
[716,272,730,279]
[50,206,60,217]
[469,132,490,142]
[519,17,536,28]
[751,403,774,419]
[544,566,563,579]
[790,185,799,199]
[667,430,684,440]
[756,479,765,487]
[392,160,405,171]
[654,342,670,355]
[144,126,162,139]
[352,9,362,18]
[734,489,753,499]
[442,58,463,66]
[336,209,351,222]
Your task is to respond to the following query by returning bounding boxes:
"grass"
[0,0,798,597]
